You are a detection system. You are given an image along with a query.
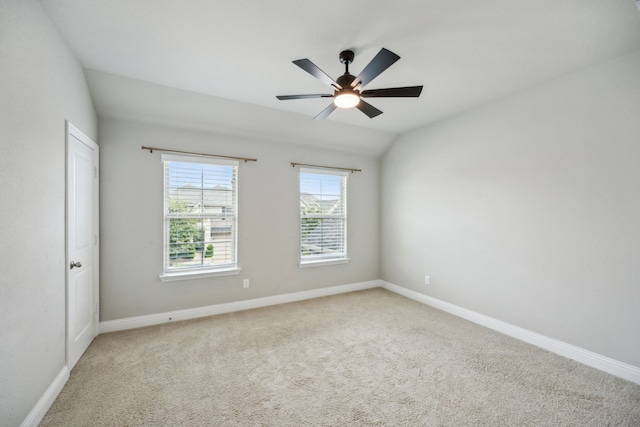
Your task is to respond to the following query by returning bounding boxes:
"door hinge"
[94,235,98,245]
[94,166,98,178]
[94,302,99,314]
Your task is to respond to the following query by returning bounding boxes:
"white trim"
[299,258,350,268]
[161,153,239,167]
[299,169,348,263]
[162,155,239,276]
[20,366,69,427]
[159,267,241,282]
[66,122,97,150]
[300,166,350,177]
[99,280,379,334]
[380,281,640,385]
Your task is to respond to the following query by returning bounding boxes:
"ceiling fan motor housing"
[336,73,357,91]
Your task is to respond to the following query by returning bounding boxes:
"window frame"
[298,167,349,268]
[159,154,240,282]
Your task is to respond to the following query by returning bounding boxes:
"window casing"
[161,154,239,280]
[299,167,348,266]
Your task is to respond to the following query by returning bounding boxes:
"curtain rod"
[291,162,361,173]
[141,146,257,163]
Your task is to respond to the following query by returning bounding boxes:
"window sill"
[299,258,350,268]
[160,267,241,282]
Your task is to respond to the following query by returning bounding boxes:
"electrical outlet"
[425,275,430,285]
[243,279,250,288]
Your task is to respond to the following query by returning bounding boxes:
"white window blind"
[163,154,238,274]
[299,167,348,263]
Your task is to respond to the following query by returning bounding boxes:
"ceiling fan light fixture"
[334,91,360,108]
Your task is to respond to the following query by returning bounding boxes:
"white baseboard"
[99,280,379,334]
[98,279,640,385]
[20,365,69,427]
[381,281,640,385]
[24,281,637,427]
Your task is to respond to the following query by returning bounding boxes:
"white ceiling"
[40,0,640,155]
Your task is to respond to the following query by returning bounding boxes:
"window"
[161,154,239,280]
[299,168,348,266]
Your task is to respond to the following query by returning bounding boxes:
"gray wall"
[99,119,380,321]
[381,50,640,367]
[0,1,97,425]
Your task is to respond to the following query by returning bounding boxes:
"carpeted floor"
[41,288,640,426]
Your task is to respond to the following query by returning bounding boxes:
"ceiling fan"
[276,48,423,120]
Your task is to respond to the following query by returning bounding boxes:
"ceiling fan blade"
[293,59,340,89]
[356,100,383,118]
[314,103,337,120]
[352,48,400,89]
[361,86,423,98]
[276,94,333,100]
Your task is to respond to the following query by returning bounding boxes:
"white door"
[66,122,99,370]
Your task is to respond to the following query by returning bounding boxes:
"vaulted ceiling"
[39,0,640,155]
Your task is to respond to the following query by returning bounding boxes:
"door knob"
[70,261,82,269]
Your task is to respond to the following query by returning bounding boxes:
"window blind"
[163,154,238,273]
[299,167,348,262]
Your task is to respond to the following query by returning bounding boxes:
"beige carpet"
[41,288,640,426]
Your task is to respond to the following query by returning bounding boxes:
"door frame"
[65,121,99,369]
